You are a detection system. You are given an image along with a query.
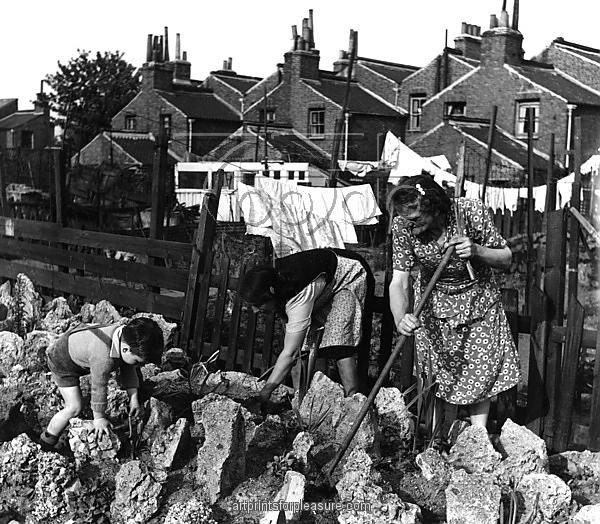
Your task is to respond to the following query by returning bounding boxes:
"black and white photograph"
[0,0,598,522]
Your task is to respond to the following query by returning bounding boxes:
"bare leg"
[337,357,359,396]
[469,399,490,429]
[46,386,83,438]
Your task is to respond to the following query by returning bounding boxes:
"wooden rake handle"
[326,245,455,477]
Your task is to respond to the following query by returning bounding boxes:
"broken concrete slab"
[517,473,571,524]
[447,425,501,474]
[495,418,549,486]
[151,418,190,471]
[110,460,162,524]
[260,470,306,524]
[200,370,292,405]
[194,393,246,504]
[445,469,500,524]
[163,496,217,523]
[374,386,414,451]
[415,448,452,485]
[336,447,422,524]
[549,450,600,480]
[299,372,379,458]
[142,397,175,443]
[68,418,121,462]
[0,331,25,377]
[91,300,122,324]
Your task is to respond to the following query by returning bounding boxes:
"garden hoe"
[326,245,456,478]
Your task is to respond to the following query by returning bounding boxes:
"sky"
[2,0,600,108]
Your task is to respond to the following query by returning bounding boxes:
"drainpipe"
[565,104,576,168]
[188,118,194,156]
[344,112,350,161]
[394,84,400,108]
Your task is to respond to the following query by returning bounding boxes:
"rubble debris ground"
[0,272,597,524]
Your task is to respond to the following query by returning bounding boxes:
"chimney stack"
[455,22,482,59]
[164,27,170,61]
[146,34,153,62]
[308,9,315,49]
[512,0,520,31]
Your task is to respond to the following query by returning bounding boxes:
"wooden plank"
[226,275,244,370]
[150,127,168,240]
[0,237,188,291]
[0,216,192,261]
[210,256,230,359]
[379,271,395,382]
[549,327,597,349]
[0,259,183,318]
[553,299,585,452]
[190,250,215,362]
[179,172,223,350]
[243,309,258,373]
[589,317,600,450]
[498,289,519,428]
[567,117,582,308]
[542,209,568,448]
[525,286,550,434]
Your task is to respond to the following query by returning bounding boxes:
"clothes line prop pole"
[327,245,455,477]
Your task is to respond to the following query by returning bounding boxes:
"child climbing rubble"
[39,317,164,451]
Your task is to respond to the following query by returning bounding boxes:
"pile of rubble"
[1,273,600,523]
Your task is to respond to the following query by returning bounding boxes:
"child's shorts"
[46,334,88,388]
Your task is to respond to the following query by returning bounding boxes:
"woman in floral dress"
[388,174,520,430]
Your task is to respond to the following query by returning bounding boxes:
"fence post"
[589,320,600,450]
[0,152,8,216]
[52,148,65,227]
[180,170,223,356]
[150,125,169,240]
[525,107,535,314]
[542,209,568,448]
[567,116,582,307]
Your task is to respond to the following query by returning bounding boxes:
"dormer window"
[444,101,467,118]
[515,101,539,138]
[125,115,137,131]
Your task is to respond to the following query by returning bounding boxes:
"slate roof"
[356,57,419,84]
[210,71,262,94]
[511,65,600,106]
[111,133,179,166]
[0,111,42,129]
[454,122,549,173]
[303,78,401,117]
[158,90,240,120]
[553,39,600,65]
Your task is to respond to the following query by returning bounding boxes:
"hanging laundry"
[338,160,378,177]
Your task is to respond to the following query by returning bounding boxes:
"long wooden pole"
[150,121,169,240]
[525,107,535,314]
[567,116,582,308]
[327,246,455,476]
[329,30,357,188]
[481,105,498,202]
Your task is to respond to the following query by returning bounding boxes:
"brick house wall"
[418,66,570,158]
[347,114,405,160]
[537,45,600,92]
[77,134,138,166]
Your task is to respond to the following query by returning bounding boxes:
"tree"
[44,50,140,153]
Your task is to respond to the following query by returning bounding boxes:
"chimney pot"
[164,27,170,62]
[308,9,315,49]
[228,57,233,70]
[490,14,498,28]
[500,10,510,27]
[475,25,481,37]
[461,22,468,34]
[146,34,153,62]
[223,59,228,69]
[175,33,181,60]
[182,51,187,61]
[512,0,520,31]
[158,35,164,62]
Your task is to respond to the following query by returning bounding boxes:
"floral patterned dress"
[391,198,521,404]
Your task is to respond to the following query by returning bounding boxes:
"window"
[178,171,207,189]
[409,94,426,131]
[273,171,280,180]
[444,101,466,118]
[308,109,325,137]
[160,114,172,138]
[20,130,34,149]
[515,101,539,138]
[298,171,306,181]
[125,115,137,131]
[259,108,276,124]
[288,171,295,180]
